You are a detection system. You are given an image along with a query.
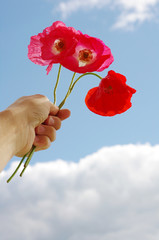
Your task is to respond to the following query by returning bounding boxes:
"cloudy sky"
[1,144,159,239]
[1,0,159,239]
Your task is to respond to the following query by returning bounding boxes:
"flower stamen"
[52,39,65,55]
[78,49,93,67]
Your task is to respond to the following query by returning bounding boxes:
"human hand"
[7,94,70,157]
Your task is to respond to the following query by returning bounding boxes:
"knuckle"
[55,117,61,130]
[45,137,51,149]
[49,127,56,142]
[34,94,47,100]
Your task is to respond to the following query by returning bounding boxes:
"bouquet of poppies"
[7,21,136,182]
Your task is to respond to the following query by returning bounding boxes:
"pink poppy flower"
[60,33,114,73]
[28,21,79,74]
[85,70,136,116]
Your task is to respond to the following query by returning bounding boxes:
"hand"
[7,94,70,157]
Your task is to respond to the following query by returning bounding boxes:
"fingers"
[43,108,71,130]
[56,109,71,120]
[34,108,71,151]
[35,125,56,142]
[34,135,51,151]
[33,116,61,151]
[49,103,59,116]
[34,124,55,151]
[43,116,61,130]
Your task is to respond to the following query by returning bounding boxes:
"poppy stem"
[6,70,102,182]
[58,72,76,109]
[7,152,28,183]
[19,145,36,177]
[58,72,102,109]
[53,64,62,105]
[70,72,102,93]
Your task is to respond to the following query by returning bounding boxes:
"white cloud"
[112,0,159,30]
[55,0,159,30]
[56,0,110,19]
[1,144,159,239]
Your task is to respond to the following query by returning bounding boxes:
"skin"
[0,94,71,172]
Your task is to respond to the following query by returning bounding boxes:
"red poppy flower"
[60,33,114,73]
[85,70,136,116]
[28,21,79,74]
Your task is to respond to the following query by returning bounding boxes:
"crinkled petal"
[61,33,114,73]
[28,21,114,75]
[28,35,52,66]
[46,62,54,75]
[28,21,79,74]
[85,70,136,116]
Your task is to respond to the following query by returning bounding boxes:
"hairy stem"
[53,64,62,105]
[19,145,36,177]
[70,72,102,93]
[7,154,27,183]
[58,72,76,109]
[7,69,102,182]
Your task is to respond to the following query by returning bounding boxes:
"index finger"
[56,109,71,120]
[49,103,59,116]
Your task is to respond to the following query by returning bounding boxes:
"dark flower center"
[104,85,113,94]
[78,49,93,63]
[55,39,64,51]
[52,39,65,54]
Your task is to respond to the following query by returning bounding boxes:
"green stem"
[58,72,102,109]
[16,64,62,179]
[58,72,76,109]
[24,145,36,168]
[53,64,62,105]
[70,72,102,94]
[19,145,36,177]
[7,70,102,182]
[7,154,28,183]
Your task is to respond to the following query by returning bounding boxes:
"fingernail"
[38,125,45,133]
[49,117,55,125]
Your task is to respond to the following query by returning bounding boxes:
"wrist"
[0,109,19,171]
[6,105,30,153]
[6,104,35,157]
[1,109,19,150]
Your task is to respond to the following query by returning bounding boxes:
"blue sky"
[1,0,159,165]
[1,1,159,239]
